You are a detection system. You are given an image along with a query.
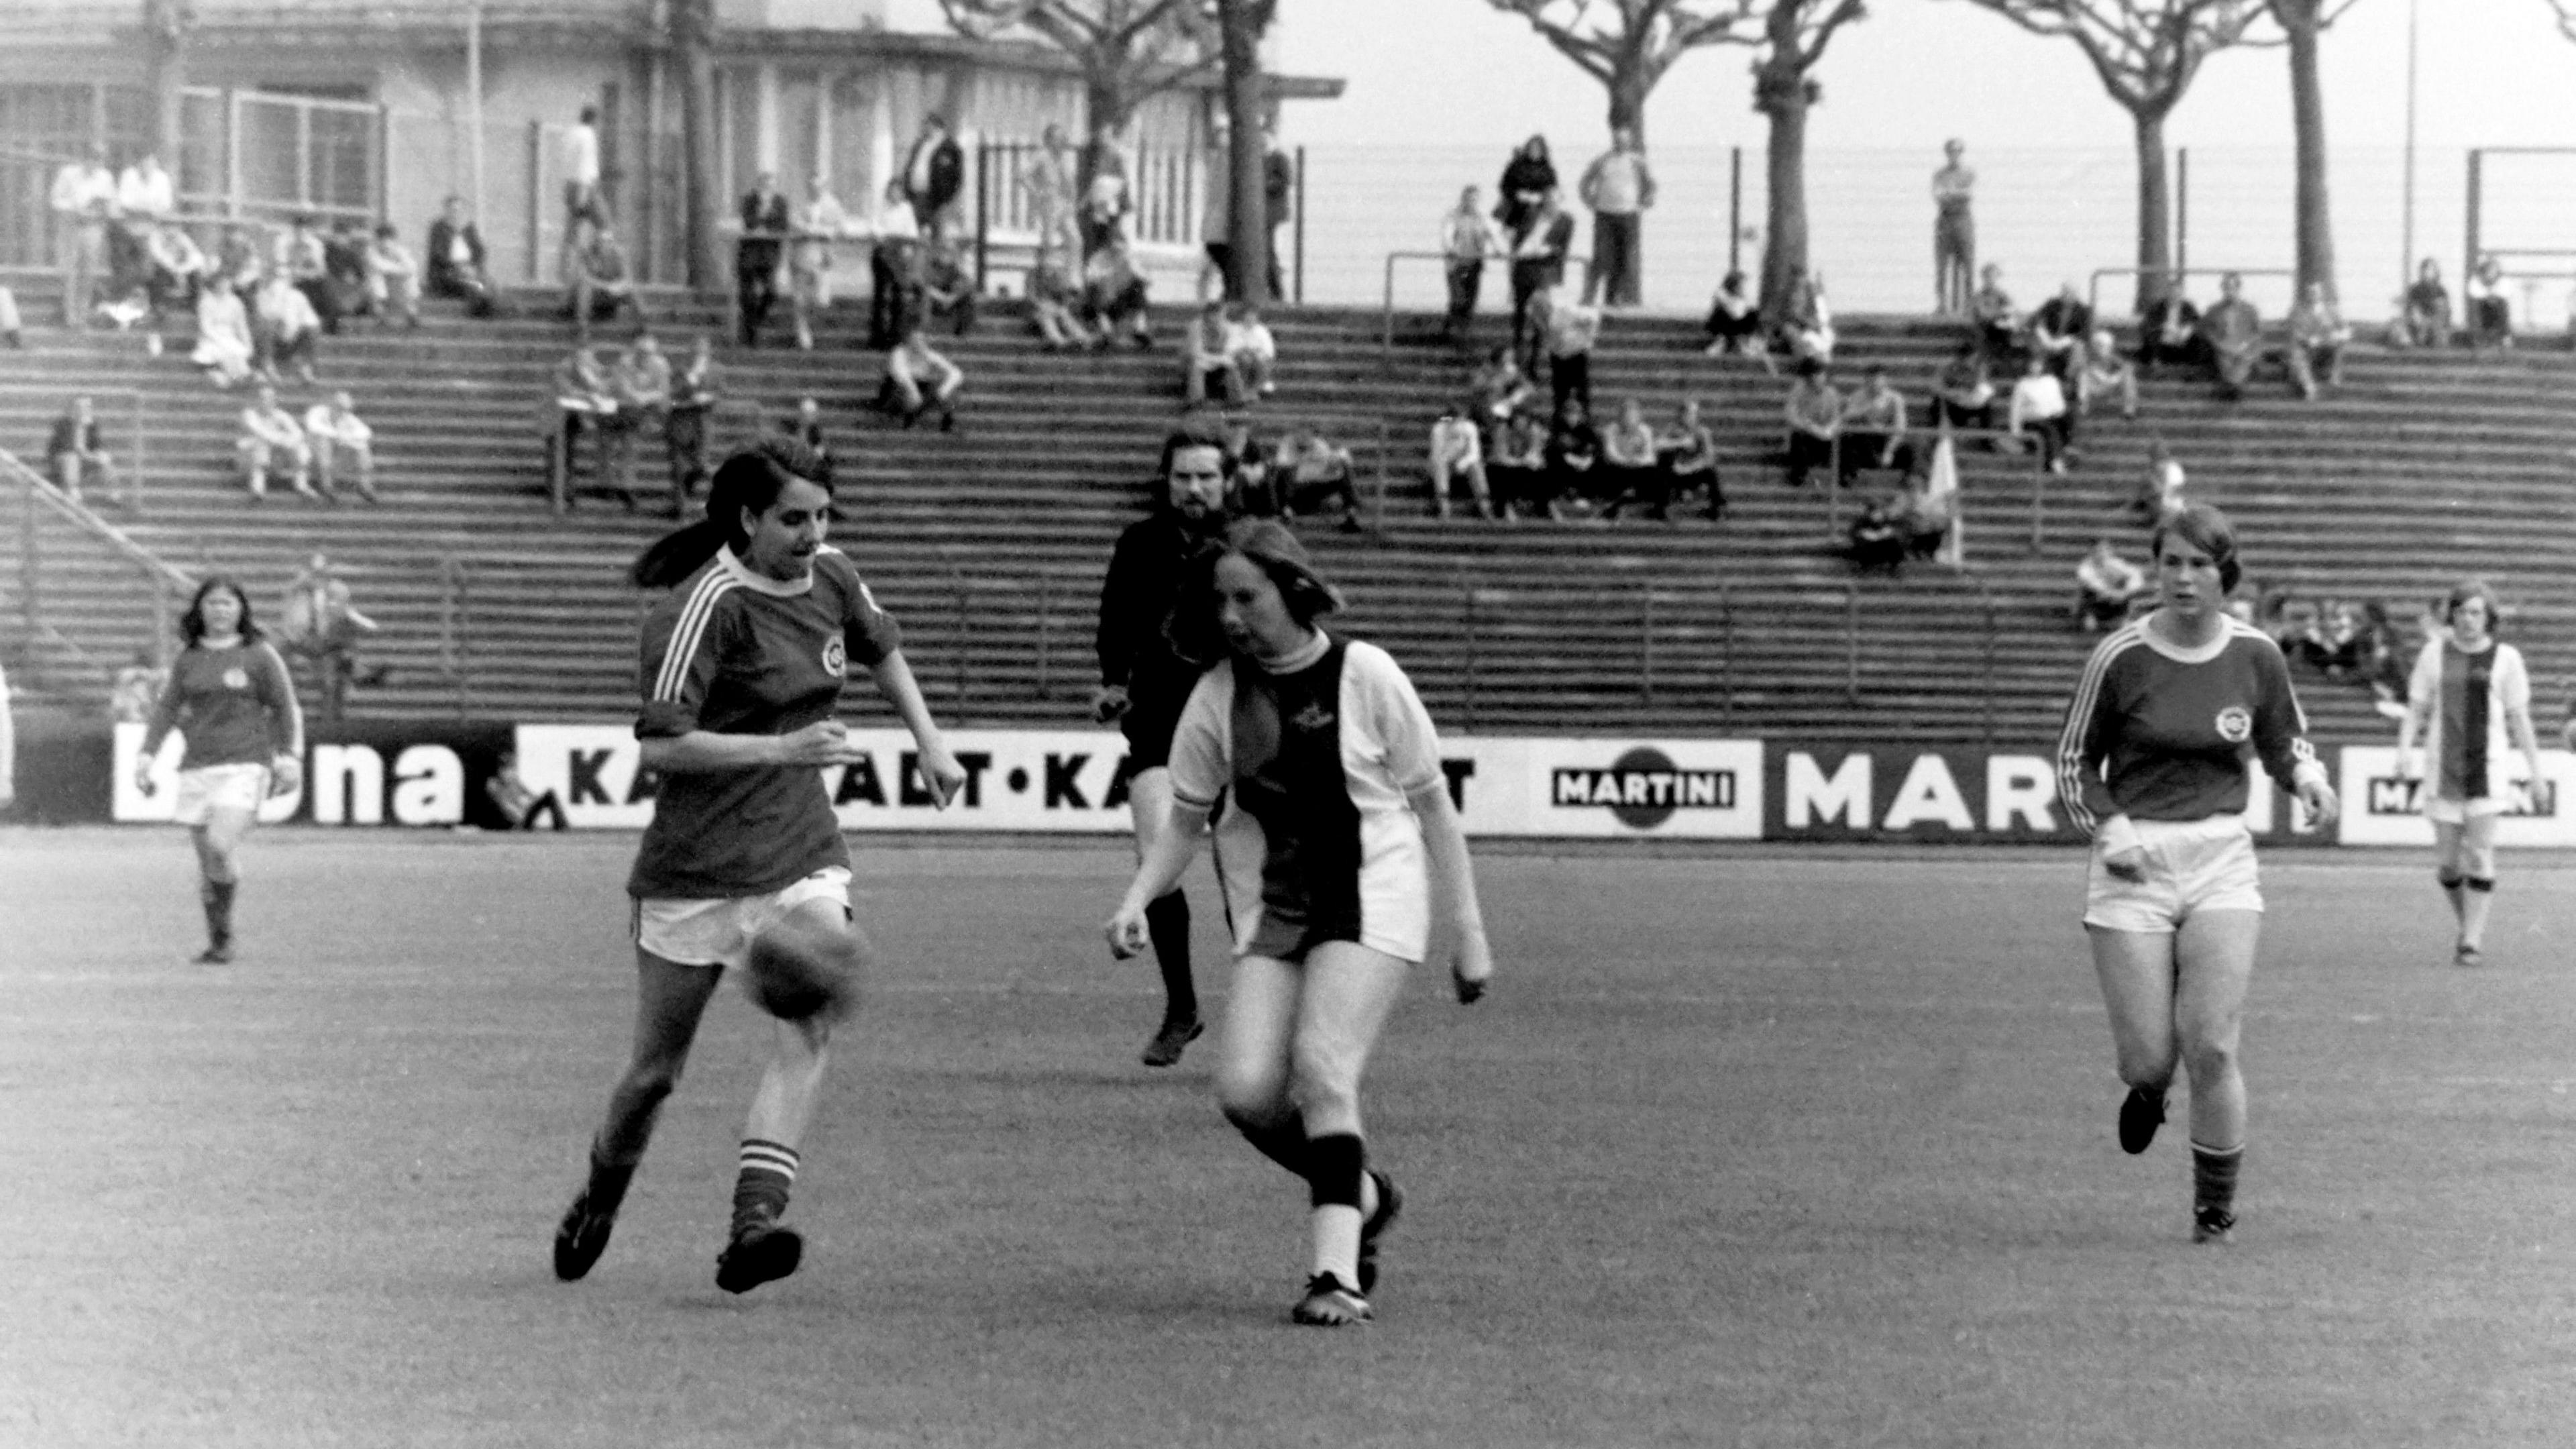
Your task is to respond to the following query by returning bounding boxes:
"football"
[742,916,863,1023]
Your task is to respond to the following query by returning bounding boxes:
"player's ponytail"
[629,436,833,589]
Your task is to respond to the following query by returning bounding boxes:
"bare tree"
[939,0,1220,187]
[1717,1,1868,317]
[1947,1,2266,313]
[1212,0,1277,303]
[1483,0,1755,140]
[675,0,723,291]
[2269,0,2357,301]
[2551,0,2576,41]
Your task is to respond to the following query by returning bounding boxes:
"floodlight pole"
[2400,0,2417,287]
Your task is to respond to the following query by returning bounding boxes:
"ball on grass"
[742,916,863,1024]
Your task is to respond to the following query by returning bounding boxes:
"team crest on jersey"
[1290,702,1336,734]
[2214,705,2251,743]
[820,637,847,676]
[222,666,250,690]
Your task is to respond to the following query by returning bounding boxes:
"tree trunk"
[2130,106,2173,315]
[1217,0,1268,303]
[1606,58,1650,301]
[1754,59,1810,320]
[1077,77,1136,201]
[2281,1,2336,301]
[676,0,722,292]
[142,0,187,166]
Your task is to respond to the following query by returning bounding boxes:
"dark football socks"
[1144,890,1197,1026]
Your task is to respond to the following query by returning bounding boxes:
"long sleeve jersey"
[2057,616,2321,837]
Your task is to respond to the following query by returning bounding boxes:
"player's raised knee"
[744,915,865,1024]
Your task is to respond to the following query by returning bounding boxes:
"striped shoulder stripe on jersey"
[2054,622,2149,835]
[652,568,742,703]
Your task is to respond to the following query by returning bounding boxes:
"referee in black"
[1094,421,1235,1066]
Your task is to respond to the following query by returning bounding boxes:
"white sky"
[1274,0,2576,153]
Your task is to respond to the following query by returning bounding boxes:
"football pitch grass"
[5,828,2575,1448]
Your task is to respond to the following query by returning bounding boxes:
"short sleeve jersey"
[2057,616,2318,836]
[628,545,902,900]
[1168,636,1446,962]
[144,641,298,770]
[2410,639,2530,803]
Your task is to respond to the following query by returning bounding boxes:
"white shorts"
[2083,815,2262,933]
[633,867,852,971]
[174,762,269,826]
[2424,792,2507,825]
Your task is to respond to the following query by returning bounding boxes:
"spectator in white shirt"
[2074,537,2147,631]
[193,274,256,386]
[237,383,315,499]
[1429,407,1493,520]
[117,154,174,221]
[1185,301,1241,406]
[789,174,848,352]
[253,269,321,384]
[1440,186,1503,339]
[51,146,117,327]
[303,391,379,503]
[564,105,606,231]
[1226,304,1277,397]
[144,223,210,319]
[1577,128,1655,308]
[2006,350,2073,474]
[366,223,421,329]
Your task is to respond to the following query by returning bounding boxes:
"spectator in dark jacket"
[1495,136,1556,239]
[47,395,122,507]
[425,197,496,316]
[737,172,790,347]
[903,114,967,244]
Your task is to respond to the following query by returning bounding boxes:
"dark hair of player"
[1165,519,1343,667]
[629,437,833,589]
[2149,501,2242,594]
[1156,417,1236,488]
[2443,577,2502,629]
[178,576,264,647]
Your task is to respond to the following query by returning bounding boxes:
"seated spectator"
[2074,537,2147,629]
[0,285,20,348]
[1471,346,1536,433]
[2314,598,2367,680]
[1428,408,1493,520]
[192,274,256,387]
[2286,280,2351,400]
[887,282,965,432]
[564,222,639,339]
[143,223,209,321]
[610,334,674,507]
[2076,328,2140,421]
[1543,398,1600,519]
[278,215,340,335]
[485,747,568,831]
[919,237,978,336]
[1508,187,1574,366]
[1544,285,1603,419]
[1895,472,1955,561]
[2128,438,2185,524]
[1597,396,1664,519]
[1184,301,1242,406]
[214,222,265,294]
[2027,281,2092,381]
[1969,263,2019,364]
[277,551,382,724]
[1226,305,1277,398]
[2466,254,2511,349]
[427,197,496,317]
[1932,341,1998,431]
[111,649,168,724]
[783,396,833,480]
[323,219,372,327]
[301,390,380,503]
[1701,269,1764,360]
[366,223,422,330]
[1027,255,1093,351]
[1781,360,1841,488]
[2197,271,2261,400]
[1845,490,1909,574]
[549,343,619,508]
[663,335,717,516]
[46,395,123,508]
[2137,276,2202,370]
[1283,429,1364,532]
[1485,409,1550,520]
[2391,257,2451,350]
[1776,272,1834,366]
[1835,364,1913,485]
[2007,350,2074,474]
[1227,421,1283,517]
[252,268,322,385]
[1657,398,1724,522]
[236,382,315,500]
[1079,235,1152,349]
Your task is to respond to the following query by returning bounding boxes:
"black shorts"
[1121,704,1183,772]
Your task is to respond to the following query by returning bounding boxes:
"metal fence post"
[1034,569,1053,700]
[1293,144,1307,305]
[1461,579,1481,733]
[1719,581,1733,732]
[1638,582,1656,708]
[973,140,991,292]
[1843,580,1860,708]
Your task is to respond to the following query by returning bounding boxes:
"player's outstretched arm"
[868,651,963,806]
[1407,780,1492,1004]
[1106,800,1212,959]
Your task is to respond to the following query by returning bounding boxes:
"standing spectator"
[1440,186,1502,340]
[1933,339,1998,431]
[1471,345,1536,434]
[302,390,379,504]
[278,215,340,335]
[1782,361,1841,489]
[2008,350,2074,474]
[2197,271,2262,400]
[2286,280,2351,400]
[1200,117,1244,299]
[366,223,422,330]
[1020,121,1079,263]
[737,172,790,347]
[192,274,256,388]
[1543,286,1601,421]
[1226,304,1277,398]
[564,222,638,340]
[236,382,315,500]
[1185,301,1242,407]
[2076,329,2140,421]
[1932,140,1976,315]
[1577,128,1654,308]
[2073,537,2147,630]
[2466,254,2511,350]
[549,343,618,508]
[2137,274,2202,371]
[1970,263,2020,364]
[1428,408,1493,520]
[1486,408,1550,519]
[1837,365,1913,486]
[47,395,123,508]
[114,153,175,299]
[1508,190,1574,364]
[866,182,918,349]
[252,268,322,385]
[1660,398,1724,523]
[2027,282,2092,382]
[788,174,847,352]
[902,113,966,244]
[1079,233,1153,349]
[425,197,496,317]
[1263,127,1295,299]
[1077,122,1132,258]
[2392,258,2451,350]
[1495,136,1556,239]
[663,335,717,516]
[563,105,606,232]
[278,552,382,726]
[1597,397,1663,517]
[50,144,116,327]
[1702,270,1765,361]
[610,334,673,507]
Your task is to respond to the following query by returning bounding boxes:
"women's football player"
[2396,579,2548,967]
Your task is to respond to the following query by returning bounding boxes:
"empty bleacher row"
[3,267,2572,745]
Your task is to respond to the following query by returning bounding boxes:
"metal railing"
[0,446,193,698]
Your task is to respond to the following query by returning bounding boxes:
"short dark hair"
[2149,501,2242,593]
